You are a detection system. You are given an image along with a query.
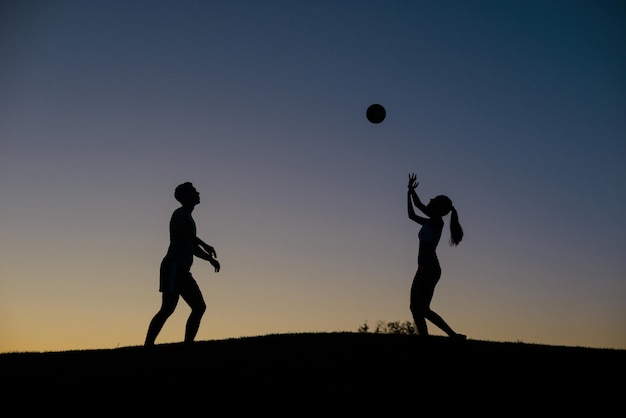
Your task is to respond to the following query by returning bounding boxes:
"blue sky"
[1,0,625,352]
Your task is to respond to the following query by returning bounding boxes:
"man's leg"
[145,292,179,346]
[181,279,207,344]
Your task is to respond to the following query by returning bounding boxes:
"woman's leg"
[425,310,464,338]
[410,270,435,335]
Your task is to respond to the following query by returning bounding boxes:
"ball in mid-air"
[366,103,386,124]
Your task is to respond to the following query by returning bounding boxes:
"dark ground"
[2,332,624,415]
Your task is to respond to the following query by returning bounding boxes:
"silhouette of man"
[145,182,220,346]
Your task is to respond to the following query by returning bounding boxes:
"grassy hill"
[2,332,624,415]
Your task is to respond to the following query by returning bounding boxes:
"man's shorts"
[159,257,195,293]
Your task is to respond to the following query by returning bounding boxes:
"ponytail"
[449,206,463,246]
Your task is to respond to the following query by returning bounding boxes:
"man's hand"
[209,257,220,273]
[200,242,217,258]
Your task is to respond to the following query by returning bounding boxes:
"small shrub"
[357,322,369,333]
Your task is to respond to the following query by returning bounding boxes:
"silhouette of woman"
[407,173,466,339]
[145,182,221,346]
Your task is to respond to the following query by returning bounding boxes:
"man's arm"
[193,244,220,272]
[196,237,216,258]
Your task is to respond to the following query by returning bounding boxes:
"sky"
[1,0,625,353]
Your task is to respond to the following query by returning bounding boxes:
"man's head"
[174,182,200,206]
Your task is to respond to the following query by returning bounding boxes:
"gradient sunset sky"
[2,0,625,353]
